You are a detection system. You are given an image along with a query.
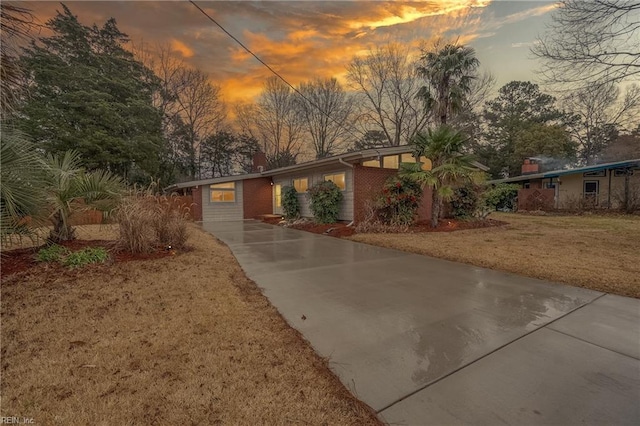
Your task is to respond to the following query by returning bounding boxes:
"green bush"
[281,185,300,219]
[307,181,343,224]
[483,183,519,211]
[36,244,70,263]
[451,183,482,219]
[377,176,422,226]
[62,247,109,269]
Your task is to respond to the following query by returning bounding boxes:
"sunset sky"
[23,1,557,104]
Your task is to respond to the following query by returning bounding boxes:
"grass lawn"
[1,225,380,425]
[349,212,640,299]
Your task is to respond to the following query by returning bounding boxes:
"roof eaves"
[165,173,263,191]
[487,158,640,184]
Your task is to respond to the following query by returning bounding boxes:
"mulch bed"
[1,240,173,277]
[268,218,506,238]
[287,222,356,238]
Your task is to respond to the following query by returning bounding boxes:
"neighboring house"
[166,146,487,223]
[489,158,640,211]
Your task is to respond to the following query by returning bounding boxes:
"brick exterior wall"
[353,165,397,223]
[191,186,203,221]
[242,177,273,219]
[518,188,555,211]
[353,165,433,223]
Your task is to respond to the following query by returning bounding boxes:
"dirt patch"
[350,212,640,299]
[1,224,380,424]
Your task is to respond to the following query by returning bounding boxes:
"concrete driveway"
[202,221,640,425]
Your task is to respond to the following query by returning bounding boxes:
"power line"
[187,0,366,143]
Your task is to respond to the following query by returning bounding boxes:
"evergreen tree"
[18,4,163,183]
[479,81,576,177]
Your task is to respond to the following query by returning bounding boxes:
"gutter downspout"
[338,157,354,169]
[608,170,612,209]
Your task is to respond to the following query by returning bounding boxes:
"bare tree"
[133,43,226,179]
[346,43,430,146]
[464,70,496,113]
[295,77,354,158]
[563,83,640,164]
[452,70,496,150]
[533,0,640,89]
[237,77,304,168]
[175,68,226,178]
[234,102,260,142]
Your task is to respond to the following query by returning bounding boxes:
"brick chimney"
[521,158,539,175]
[251,151,267,173]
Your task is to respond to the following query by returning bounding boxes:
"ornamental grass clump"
[307,181,342,224]
[116,186,191,254]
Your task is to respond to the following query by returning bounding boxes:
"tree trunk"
[49,211,75,243]
[431,188,440,228]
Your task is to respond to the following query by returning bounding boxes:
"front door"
[273,184,282,215]
[584,180,599,207]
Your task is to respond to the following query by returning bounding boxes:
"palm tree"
[45,150,124,242]
[1,4,34,115]
[418,43,480,125]
[0,123,46,244]
[400,125,483,227]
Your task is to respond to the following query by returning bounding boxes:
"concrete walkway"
[202,221,640,425]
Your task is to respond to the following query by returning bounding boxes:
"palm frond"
[44,150,124,242]
[0,123,46,241]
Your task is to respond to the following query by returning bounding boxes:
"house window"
[584,180,599,197]
[324,172,346,190]
[614,169,633,177]
[362,159,380,168]
[584,170,605,177]
[401,153,416,163]
[382,155,399,169]
[274,184,282,208]
[210,182,235,202]
[293,178,308,192]
[543,178,558,189]
[523,182,531,189]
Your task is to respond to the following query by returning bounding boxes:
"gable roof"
[166,145,489,190]
[488,159,640,184]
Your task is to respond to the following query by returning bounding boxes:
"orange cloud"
[27,0,555,107]
[170,39,194,58]
[351,0,490,30]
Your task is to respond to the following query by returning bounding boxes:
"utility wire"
[188,0,366,143]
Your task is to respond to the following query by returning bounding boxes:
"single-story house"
[489,158,640,210]
[166,146,488,223]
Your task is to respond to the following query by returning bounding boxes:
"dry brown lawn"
[1,225,380,425]
[349,212,640,299]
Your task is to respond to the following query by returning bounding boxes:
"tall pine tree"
[18,4,163,183]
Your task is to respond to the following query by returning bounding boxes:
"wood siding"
[201,181,244,221]
[273,165,354,221]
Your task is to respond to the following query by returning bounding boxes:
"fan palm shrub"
[0,123,46,244]
[401,125,483,227]
[45,150,124,242]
